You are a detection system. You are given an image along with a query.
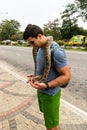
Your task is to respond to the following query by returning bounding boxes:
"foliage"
[11,32,23,41]
[61,19,79,40]
[43,19,61,41]
[75,0,87,21]
[61,0,87,22]
[57,40,66,46]
[60,0,87,40]
[0,19,20,40]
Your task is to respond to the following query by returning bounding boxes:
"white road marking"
[61,99,87,120]
[0,62,87,120]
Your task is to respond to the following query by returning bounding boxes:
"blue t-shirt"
[36,41,68,95]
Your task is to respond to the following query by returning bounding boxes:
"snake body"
[32,36,53,83]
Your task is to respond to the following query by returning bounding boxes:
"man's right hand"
[27,74,35,83]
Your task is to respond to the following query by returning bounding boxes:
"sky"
[0,0,87,31]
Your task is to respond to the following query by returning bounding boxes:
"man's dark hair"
[23,24,43,40]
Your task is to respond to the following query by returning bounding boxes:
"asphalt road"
[0,45,87,112]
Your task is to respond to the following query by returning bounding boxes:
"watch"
[45,82,50,90]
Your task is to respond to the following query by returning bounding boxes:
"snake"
[32,36,53,83]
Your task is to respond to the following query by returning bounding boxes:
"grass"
[63,46,87,51]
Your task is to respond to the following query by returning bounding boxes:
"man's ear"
[37,34,42,39]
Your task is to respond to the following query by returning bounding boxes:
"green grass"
[64,47,87,51]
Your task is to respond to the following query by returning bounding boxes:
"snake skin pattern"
[32,36,53,83]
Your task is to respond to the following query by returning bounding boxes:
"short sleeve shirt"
[36,41,68,95]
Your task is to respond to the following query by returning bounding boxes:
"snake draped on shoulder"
[32,36,53,83]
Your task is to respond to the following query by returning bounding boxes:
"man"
[23,24,71,130]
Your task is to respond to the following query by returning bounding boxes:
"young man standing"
[23,24,71,130]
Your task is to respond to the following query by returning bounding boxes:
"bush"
[0,41,5,45]
[57,40,65,46]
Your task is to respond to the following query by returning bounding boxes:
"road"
[0,45,87,112]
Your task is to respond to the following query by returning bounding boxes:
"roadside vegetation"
[0,0,87,51]
[0,38,87,52]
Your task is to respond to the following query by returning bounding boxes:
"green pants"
[37,90,61,128]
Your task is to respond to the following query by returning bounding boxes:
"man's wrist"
[45,82,50,90]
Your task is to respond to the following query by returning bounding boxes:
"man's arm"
[48,65,71,88]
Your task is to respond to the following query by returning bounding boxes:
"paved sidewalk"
[0,65,87,130]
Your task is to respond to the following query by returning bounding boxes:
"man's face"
[27,34,46,48]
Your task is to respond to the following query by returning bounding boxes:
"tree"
[75,0,87,21]
[61,3,78,40]
[0,19,20,40]
[43,19,61,41]
[61,0,87,22]
[61,0,87,40]
[11,32,23,41]
[61,19,79,40]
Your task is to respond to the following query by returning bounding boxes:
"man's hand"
[29,81,47,89]
[27,74,35,83]
[27,74,47,89]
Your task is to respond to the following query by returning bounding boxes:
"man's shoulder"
[51,41,64,54]
[51,41,58,48]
